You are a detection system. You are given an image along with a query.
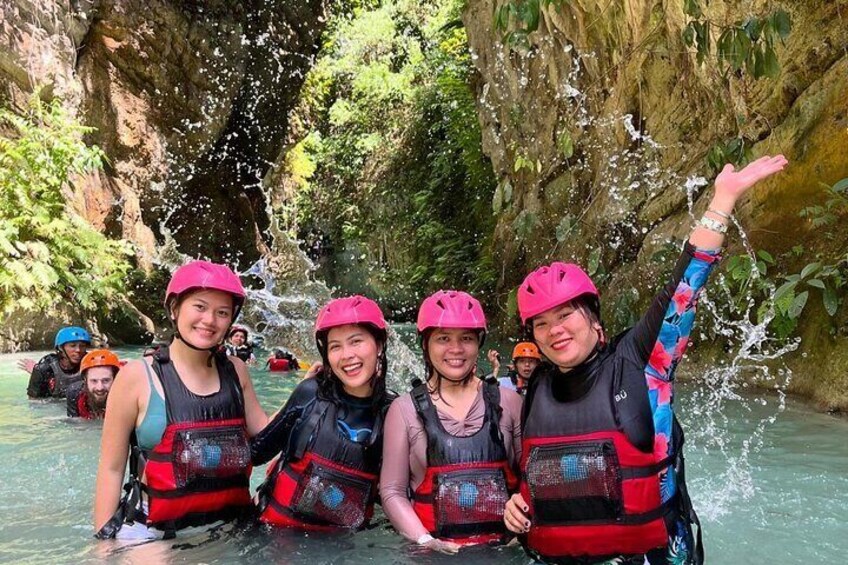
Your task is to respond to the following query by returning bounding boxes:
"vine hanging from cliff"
[682,2,791,79]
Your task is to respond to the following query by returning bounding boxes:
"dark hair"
[229,327,248,339]
[316,324,388,414]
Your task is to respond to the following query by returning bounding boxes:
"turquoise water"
[1,347,846,564]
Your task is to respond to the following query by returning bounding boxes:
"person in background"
[225,326,255,364]
[266,348,300,372]
[67,349,120,419]
[26,326,91,399]
[485,342,542,395]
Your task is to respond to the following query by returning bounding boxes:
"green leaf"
[823,285,839,316]
[492,182,504,214]
[806,278,825,289]
[763,45,780,78]
[756,249,775,264]
[772,9,792,40]
[587,247,602,276]
[555,215,575,242]
[743,18,763,42]
[788,290,809,319]
[557,131,574,158]
[507,287,519,319]
[800,262,821,279]
[682,22,696,47]
[683,0,702,18]
[832,178,848,193]
[774,280,797,303]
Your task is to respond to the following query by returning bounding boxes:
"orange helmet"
[512,341,541,361]
[81,349,121,374]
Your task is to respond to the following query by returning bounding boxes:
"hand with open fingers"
[303,361,323,379]
[421,537,462,554]
[504,493,531,534]
[17,358,35,374]
[714,154,788,202]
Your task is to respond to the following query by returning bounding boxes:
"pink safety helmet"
[416,290,487,334]
[165,260,246,318]
[315,295,387,334]
[517,262,599,324]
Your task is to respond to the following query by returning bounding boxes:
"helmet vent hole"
[558,271,566,282]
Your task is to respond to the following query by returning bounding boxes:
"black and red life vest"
[47,354,82,398]
[520,356,682,562]
[411,380,518,545]
[257,397,383,530]
[139,346,253,532]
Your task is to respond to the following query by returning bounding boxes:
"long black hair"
[315,324,389,414]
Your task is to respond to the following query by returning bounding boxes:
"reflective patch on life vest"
[433,467,510,538]
[171,426,251,489]
[526,440,623,524]
[291,461,374,529]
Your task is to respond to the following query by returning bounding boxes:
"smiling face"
[229,331,246,346]
[426,328,480,382]
[532,302,602,371]
[61,341,88,364]
[326,324,380,398]
[172,289,235,349]
[85,366,115,409]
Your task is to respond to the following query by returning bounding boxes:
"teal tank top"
[136,361,167,452]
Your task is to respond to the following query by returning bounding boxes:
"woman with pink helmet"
[250,295,396,531]
[381,290,523,553]
[94,260,269,540]
[504,156,788,564]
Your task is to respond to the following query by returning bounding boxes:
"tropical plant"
[0,93,133,316]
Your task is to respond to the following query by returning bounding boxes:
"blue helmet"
[55,326,92,348]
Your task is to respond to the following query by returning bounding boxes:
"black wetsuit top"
[521,242,719,565]
[27,353,81,399]
[251,377,387,466]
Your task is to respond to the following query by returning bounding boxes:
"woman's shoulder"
[386,391,415,418]
[496,386,524,418]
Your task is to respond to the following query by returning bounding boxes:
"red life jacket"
[76,389,94,419]
[258,397,383,530]
[520,358,678,561]
[140,346,253,532]
[269,358,291,371]
[411,381,518,545]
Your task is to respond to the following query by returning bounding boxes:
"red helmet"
[517,262,598,324]
[315,295,387,334]
[416,290,487,333]
[164,260,246,317]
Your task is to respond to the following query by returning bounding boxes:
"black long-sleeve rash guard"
[250,377,378,466]
[523,242,720,452]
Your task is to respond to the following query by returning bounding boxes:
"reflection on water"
[1,348,846,564]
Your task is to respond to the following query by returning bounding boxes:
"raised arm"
[624,155,788,371]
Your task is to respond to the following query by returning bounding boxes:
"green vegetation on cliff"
[0,94,132,316]
[282,0,497,316]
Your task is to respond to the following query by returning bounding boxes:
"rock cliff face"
[0,0,328,350]
[462,0,848,409]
